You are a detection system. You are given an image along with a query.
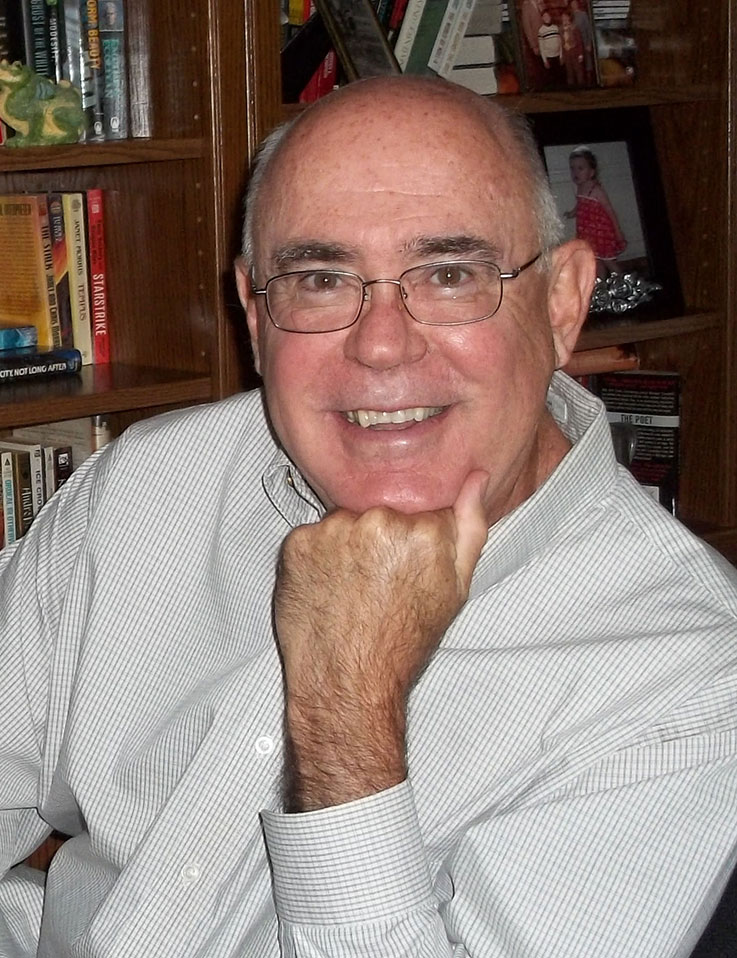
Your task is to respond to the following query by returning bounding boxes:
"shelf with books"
[0,364,213,430]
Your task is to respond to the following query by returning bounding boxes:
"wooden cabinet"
[2,0,735,557]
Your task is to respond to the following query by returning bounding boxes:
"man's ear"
[235,255,262,377]
[546,240,596,369]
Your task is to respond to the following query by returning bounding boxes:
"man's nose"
[342,279,428,370]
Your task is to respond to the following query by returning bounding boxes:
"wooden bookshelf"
[0,0,281,437]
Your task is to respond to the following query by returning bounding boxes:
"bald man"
[2,77,736,957]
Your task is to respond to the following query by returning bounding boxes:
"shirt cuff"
[260,780,433,925]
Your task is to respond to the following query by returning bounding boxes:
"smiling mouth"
[343,406,445,428]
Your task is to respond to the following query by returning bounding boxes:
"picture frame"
[530,107,684,321]
[313,0,401,81]
[511,0,599,92]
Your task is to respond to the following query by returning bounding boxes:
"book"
[62,192,93,364]
[47,192,74,348]
[393,0,427,68]
[20,0,53,77]
[1,449,17,545]
[85,189,110,363]
[447,0,521,94]
[54,444,74,486]
[0,346,83,384]
[0,326,38,350]
[62,0,99,141]
[427,0,476,76]
[595,370,680,514]
[99,0,127,138]
[0,447,33,537]
[403,0,451,74]
[0,194,62,351]
[46,0,66,81]
[0,439,45,514]
[81,0,105,139]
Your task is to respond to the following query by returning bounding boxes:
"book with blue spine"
[0,347,83,384]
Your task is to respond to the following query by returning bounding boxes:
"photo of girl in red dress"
[565,145,626,278]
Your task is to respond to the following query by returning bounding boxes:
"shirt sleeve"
[0,462,97,956]
[262,752,737,957]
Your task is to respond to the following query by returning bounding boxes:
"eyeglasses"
[252,254,541,334]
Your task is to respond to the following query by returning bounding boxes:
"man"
[1,76,736,957]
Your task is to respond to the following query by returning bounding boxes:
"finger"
[452,470,489,593]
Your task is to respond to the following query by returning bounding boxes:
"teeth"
[345,406,444,428]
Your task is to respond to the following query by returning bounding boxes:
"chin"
[324,478,455,516]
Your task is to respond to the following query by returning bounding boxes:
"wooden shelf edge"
[282,83,722,119]
[0,138,207,173]
[576,311,721,351]
[0,364,213,429]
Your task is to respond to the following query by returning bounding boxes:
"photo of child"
[565,146,626,278]
[543,138,648,281]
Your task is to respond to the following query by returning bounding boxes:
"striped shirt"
[1,372,736,956]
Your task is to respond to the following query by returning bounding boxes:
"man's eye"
[301,271,343,292]
[430,264,474,287]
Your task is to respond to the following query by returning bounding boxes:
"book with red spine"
[85,188,110,363]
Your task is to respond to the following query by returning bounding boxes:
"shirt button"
[255,735,275,755]
[181,863,201,886]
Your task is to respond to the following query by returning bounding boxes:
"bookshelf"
[0,0,281,436]
[1,0,735,560]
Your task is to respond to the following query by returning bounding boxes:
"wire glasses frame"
[251,253,542,334]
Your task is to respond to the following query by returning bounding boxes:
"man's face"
[243,92,574,523]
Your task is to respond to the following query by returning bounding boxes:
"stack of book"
[0,189,110,382]
[0,414,112,547]
[0,0,128,143]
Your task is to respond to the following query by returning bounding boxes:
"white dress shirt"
[1,373,736,957]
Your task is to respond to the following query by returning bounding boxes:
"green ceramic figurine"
[0,60,86,147]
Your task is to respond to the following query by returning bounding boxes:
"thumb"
[452,470,489,595]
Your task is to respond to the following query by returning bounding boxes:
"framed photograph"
[313,0,401,81]
[531,107,684,320]
[511,0,599,92]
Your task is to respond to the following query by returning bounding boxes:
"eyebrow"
[403,234,504,261]
[272,242,359,271]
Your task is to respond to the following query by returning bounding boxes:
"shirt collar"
[469,372,620,596]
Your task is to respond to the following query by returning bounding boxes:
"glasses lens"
[266,270,362,332]
[401,261,503,325]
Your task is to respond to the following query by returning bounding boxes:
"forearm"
[285,691,407,811]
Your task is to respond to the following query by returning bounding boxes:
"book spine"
[2,443,45,514]
[432,0,477,76]
[46,0,66,81]
[85,188,110,362]
[62,192,93,364]
[1,450,17,545]
[36,193,63,350]
[404,0,451,74]
[42,444,56,499]
[10,450,33,537]
[21,0,53,76]
[99,0,126,138]
[0,326,38,349]
[0,348,83,383]
[47,192,74,348]
[427,0,465,74]
[54,445,74,488]
[82,0,104,139]
[393,0,428,68]
[61,0,81,84]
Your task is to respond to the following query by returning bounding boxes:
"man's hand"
[274,471,489,811]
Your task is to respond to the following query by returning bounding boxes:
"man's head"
[236,76,594,525]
